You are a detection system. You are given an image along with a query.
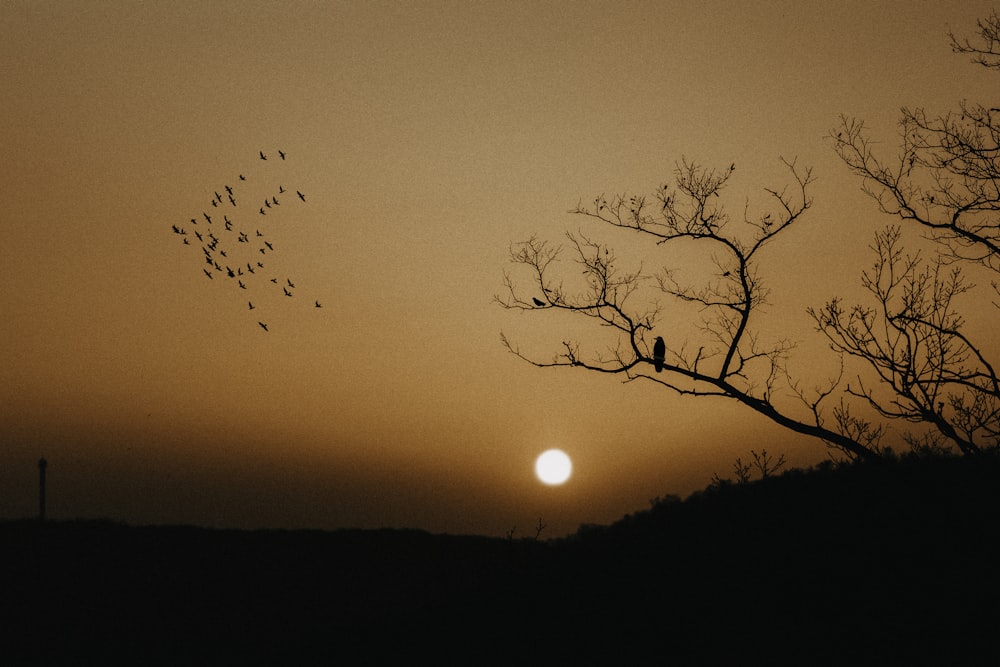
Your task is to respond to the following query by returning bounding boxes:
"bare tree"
[823,12,1000,456]
[498,13,1000,462]
[497,158,880,461]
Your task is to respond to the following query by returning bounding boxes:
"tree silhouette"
[498,12,1000,461]
[822,11,1000,456]
[497,157,879,460]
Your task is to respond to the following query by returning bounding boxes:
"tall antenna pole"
[38,457,47,521]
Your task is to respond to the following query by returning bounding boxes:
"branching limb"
[501,158,879,461]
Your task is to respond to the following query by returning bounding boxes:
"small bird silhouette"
[283,287,293,297]
[259,321,268,331]
[653,336,666,373]
[278,150,286,160]
[239,174,246,181]
[315,301,322,308]
[259,151,267,160]
[297,191,305,201]
[203,269,213,279]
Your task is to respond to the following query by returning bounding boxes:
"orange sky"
[1,0,995,537]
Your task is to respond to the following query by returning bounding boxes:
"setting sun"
[535,449,572,486]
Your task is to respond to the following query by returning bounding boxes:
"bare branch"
[501,158,879,461]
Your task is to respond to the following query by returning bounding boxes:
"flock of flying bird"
[171,149,320,331]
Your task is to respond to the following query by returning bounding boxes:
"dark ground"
[2,453,999,665]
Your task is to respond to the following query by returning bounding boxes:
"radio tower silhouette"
[38,457,47,521]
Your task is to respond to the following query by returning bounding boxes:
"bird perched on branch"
[653,336,665,373]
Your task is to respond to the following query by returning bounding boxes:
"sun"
[535,449,572,485]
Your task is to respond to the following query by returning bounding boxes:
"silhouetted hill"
[2,453,999,665]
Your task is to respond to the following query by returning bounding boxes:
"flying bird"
[653,336,665,373]
[259,322,268,331]
[260,151,267,160]
[248,301,255,310]
[278,150,286,160]
[296,191,305,201]
[315,301,322,308]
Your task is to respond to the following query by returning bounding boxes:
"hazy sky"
[2,0,995,537]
